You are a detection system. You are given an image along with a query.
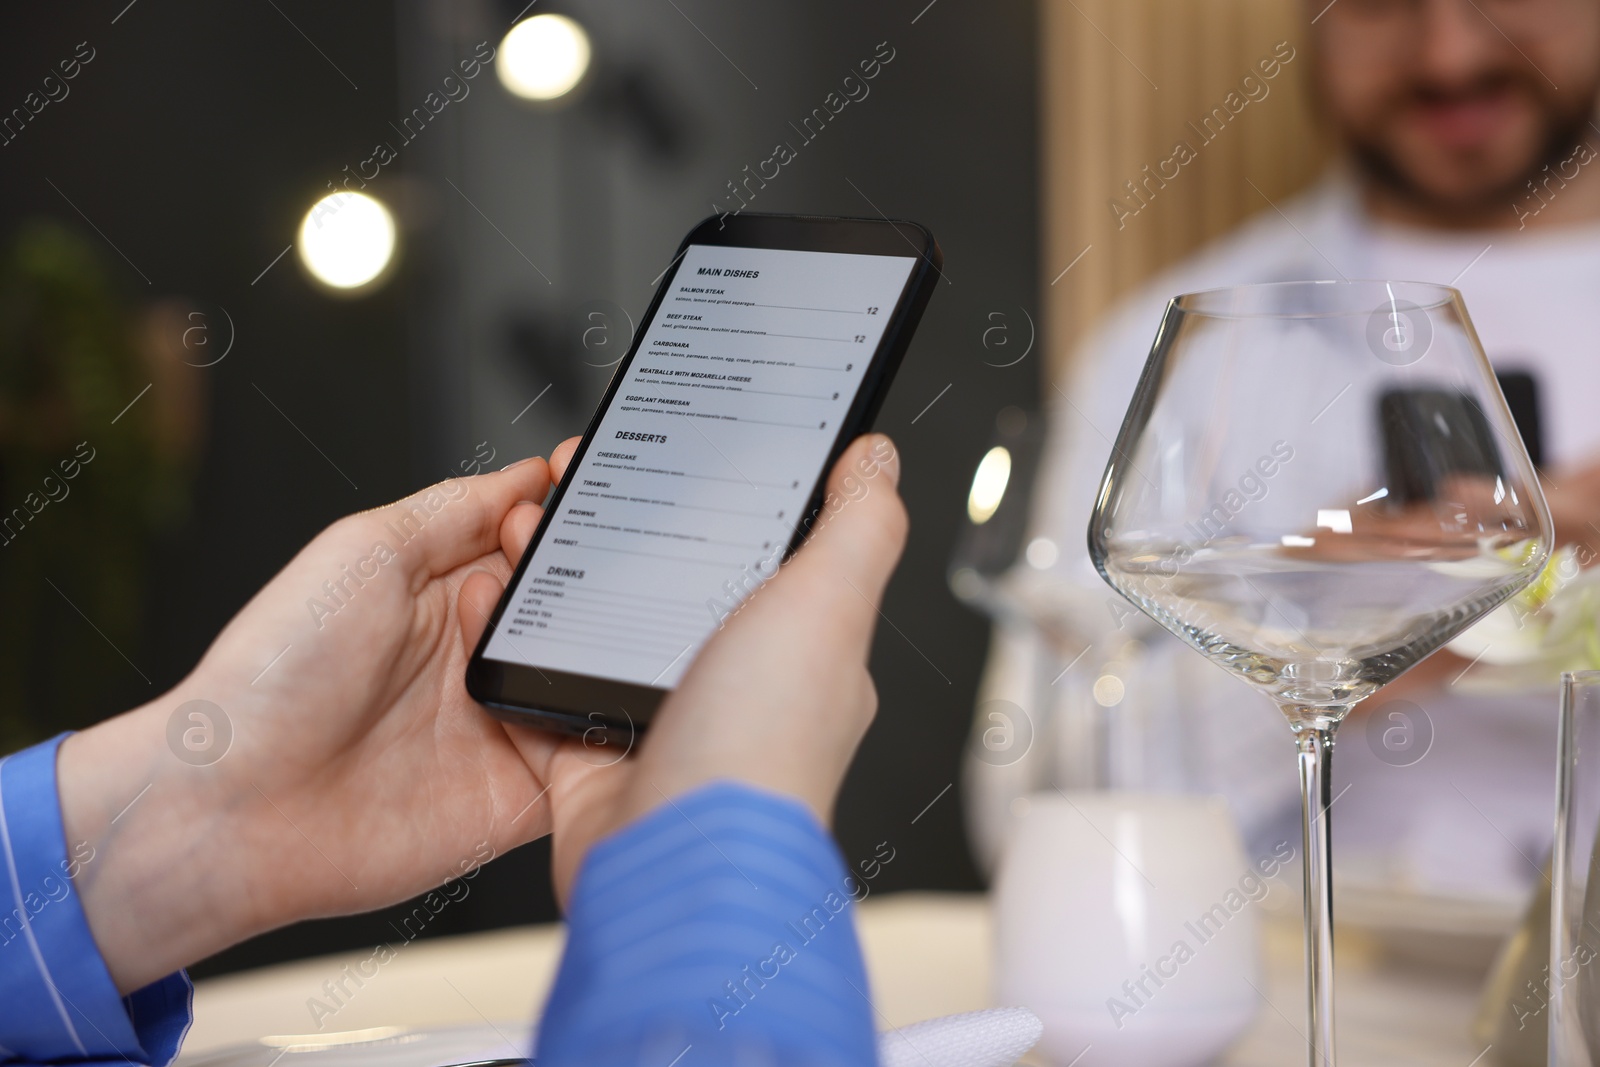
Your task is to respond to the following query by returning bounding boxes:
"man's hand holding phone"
[56,433,907,991]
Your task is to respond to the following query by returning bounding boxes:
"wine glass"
[1086,280,1553,1067]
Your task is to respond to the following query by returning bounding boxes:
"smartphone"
[466,213,942,740]
[1378,387,1505,505]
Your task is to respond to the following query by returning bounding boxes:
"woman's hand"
[58,432,908,990]
[60,439,587,992]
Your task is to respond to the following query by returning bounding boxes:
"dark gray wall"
[0,0,1037,975]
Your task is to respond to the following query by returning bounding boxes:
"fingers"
[456,569,506,654]
[1539,473,1600,553]
[381,457,551,581]
[491,437,581,569]
[500,501,544,566]
[549,436,581,485]
[1551,458,1600,491]
[783,434,906,599]
[744,434,907,654]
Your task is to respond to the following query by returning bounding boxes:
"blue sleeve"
[0,735,192,1066]
[537,781,879,1067]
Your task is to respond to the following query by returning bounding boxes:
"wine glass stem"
[1296,722,1338,1067]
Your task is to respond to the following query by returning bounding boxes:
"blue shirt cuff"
[0,734,193,1066]
[537,781,879,1067]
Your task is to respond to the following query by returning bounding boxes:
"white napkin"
[877,1007,1043,1067]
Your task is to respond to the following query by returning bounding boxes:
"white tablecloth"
[183,892,1489,1066]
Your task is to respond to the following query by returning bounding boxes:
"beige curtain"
[1042,0,1332,380]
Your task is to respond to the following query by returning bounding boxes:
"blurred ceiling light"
[298,191,396,291]
[967,445,1012,525]
[498,14,592,101]
[1092,674,1125,708]
[1025,537,1058,570]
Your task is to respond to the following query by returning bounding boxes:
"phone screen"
[481,242,918,688]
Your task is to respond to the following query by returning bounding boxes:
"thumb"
[456,569,506,655]
[377,458,552,581]
[761,434,908,649]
